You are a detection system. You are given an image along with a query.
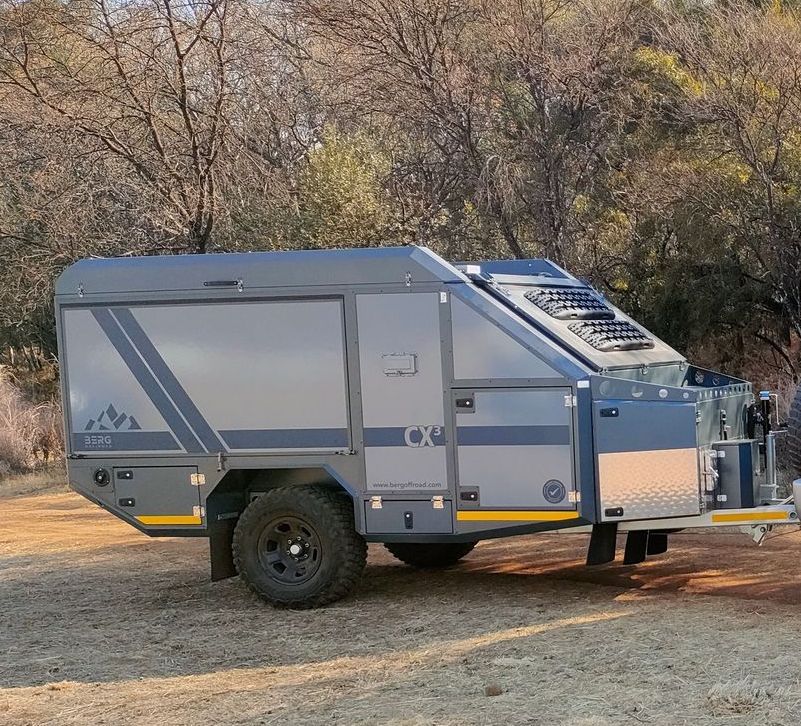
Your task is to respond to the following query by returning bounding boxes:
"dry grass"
[0,465,67,497]
[706,680,784,717]
[3,481,801,724]
[0,373,62,474]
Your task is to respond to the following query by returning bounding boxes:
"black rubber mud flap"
[647,532,669,556]
[209,517,237,581]
[586,522,617,565]
[623,530,649,565]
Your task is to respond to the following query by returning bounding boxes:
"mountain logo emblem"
[84,404,141,431]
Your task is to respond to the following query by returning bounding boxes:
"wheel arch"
[205,466,359,583]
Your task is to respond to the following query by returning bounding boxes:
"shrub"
[0,373,62,474]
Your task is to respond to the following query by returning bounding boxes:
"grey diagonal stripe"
[91,308,204,454]
[112,308,224,453]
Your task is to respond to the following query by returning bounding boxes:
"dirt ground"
[3,483,801,725]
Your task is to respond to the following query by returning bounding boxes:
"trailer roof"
[56,244,685,372]
[55,246,468,296]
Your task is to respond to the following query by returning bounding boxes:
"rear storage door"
[593,400,700,521]
[113,466,202,527]
[453,388,577,516]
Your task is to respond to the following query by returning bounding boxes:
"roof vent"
[568,320,654,352]
[524,288,614,320]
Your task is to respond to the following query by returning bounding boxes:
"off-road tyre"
[233,485,367,609]
[384,541,477,568]
[788,383,801,475]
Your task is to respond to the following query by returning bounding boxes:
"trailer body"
[56,247,794,604]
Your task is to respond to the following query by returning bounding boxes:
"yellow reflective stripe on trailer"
[136,515,203,526]
[710,511,790,523]
[456,510,580,522]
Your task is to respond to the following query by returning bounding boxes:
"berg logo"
[84,404,141,432]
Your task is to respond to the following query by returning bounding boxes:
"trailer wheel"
[232,486,366,609]
[383,541,477,568]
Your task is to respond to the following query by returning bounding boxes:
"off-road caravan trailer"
[56,246,801,608]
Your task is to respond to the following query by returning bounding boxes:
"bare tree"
[299,0,645,263]
[473,0,646,266]
[0,0,323,356]
[0,0,235,253]
[661,3,801,348]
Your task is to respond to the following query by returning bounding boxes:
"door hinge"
[193,505,205,519]
[564,395,577,408]
[432,495,444,509]
[190,473,206,486]
[370,496,383,509]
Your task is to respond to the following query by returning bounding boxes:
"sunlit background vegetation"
[2,0,801,468]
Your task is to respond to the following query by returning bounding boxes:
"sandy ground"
[3,484,801,725]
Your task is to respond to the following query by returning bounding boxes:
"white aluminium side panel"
[451,297,561,381]
[132,300,350,452]
[62,308,179,453]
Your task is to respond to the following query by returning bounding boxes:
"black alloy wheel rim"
[257,515,323,585]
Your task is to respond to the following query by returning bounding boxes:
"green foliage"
[295,132,391,249]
